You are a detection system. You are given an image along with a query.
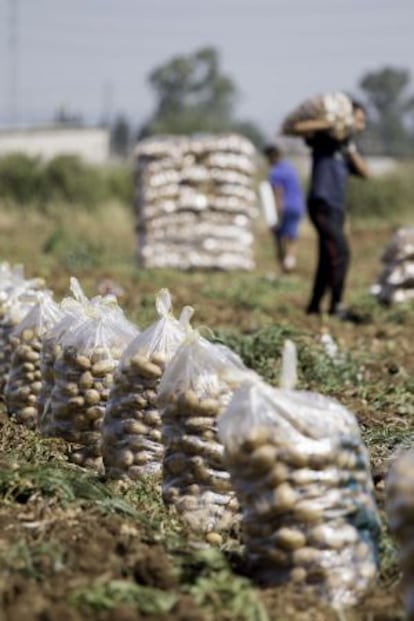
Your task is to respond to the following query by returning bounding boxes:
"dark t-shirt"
[307,133,357,210]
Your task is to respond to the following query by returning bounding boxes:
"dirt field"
[0,205,412,620]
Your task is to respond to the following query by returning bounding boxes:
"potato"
[274,483,297,511]
[275,527,306,550]
[292,546,320,566]
[206,532,223,546]
[251,444,277,470]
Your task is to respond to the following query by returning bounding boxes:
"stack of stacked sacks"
[281,91,355,140]
[102,289,193,480]
[218,344,380,608]
[158,332,246,535]
[48,296,138,470]
[386,450,414,621]
[372,228,414,305]
[0,270,45,396]
[5,291,62,429]
[134,133,258,271]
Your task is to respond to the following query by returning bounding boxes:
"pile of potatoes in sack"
[386,449,414,621]
[0,264,46,397]
[45,287,138,469]
[158,330,247,535]
[218,343,381,608]
[102,289,193,480]
[281,91,355,140]
[5,290,62,429]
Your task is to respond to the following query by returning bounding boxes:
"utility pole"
[8,0,19,126]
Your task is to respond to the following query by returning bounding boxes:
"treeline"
[109,48,414,159]
[0,152,413,222]
[0,154,133,208]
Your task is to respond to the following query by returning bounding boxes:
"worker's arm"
[290,118,332,136]
[345,142,370,178]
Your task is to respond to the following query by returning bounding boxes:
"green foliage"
[45,155,105,204]
[141,46,265,147]
[43,228,105,271]
[214,324,361,393]
[358,65,414,156]
[180,548,269,621]
[0,463,140,519]
[0,153,47,204]
[69,580,177,614]
[4,539,66,579]
[0,154,133,208]
[346,165,414,219]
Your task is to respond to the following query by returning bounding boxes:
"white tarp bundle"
[134,133,258,271]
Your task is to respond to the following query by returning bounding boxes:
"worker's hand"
[343,142,370,178]
[344,141,357,155]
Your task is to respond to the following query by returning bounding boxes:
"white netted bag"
[38,278,96,436]
[158,331,246,534]
[49,298,138,470]
[0,263,25,321]
[217,346,380,608]
[0,276,46,396]
[5,291,62,429]
[386,449,414,621]
[381,228,414,264]
[281,91,354,140]
[102,289,193,480]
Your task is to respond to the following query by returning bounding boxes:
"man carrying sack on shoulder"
[288,98,370,323]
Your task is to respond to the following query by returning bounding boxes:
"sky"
[0,0,413,138]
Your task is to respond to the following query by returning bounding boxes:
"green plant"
[3,539,65,579]
[69,579,177,614]
[347,165,414,219]
[0,153,46,205]
[181,549,269,621]
[0,463,141,519]
[214,324,361,393]
[0,154,134,208]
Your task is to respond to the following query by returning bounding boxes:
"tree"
[110,115,131,158]
[140,47,264,146]
[358,66,414,156]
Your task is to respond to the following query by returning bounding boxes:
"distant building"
[0,126,110,164]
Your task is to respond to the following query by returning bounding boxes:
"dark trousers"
[307,199,350,313]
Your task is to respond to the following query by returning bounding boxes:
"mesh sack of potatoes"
[281,91,354,141]
[158,331,246,534]
[381,228,414,264]
[102,289,193,480]
[5,291,62,429]
[217,367,380,608]
[0,278,46,397]
[386,449,414,621]
[49,299,138,470]
[38,278,97,436]
[372,228,414,305]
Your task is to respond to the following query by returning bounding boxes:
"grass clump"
[0,153,133,209]
[3,539,66,579]
[214,324,361,393]
[69,580,177,614]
